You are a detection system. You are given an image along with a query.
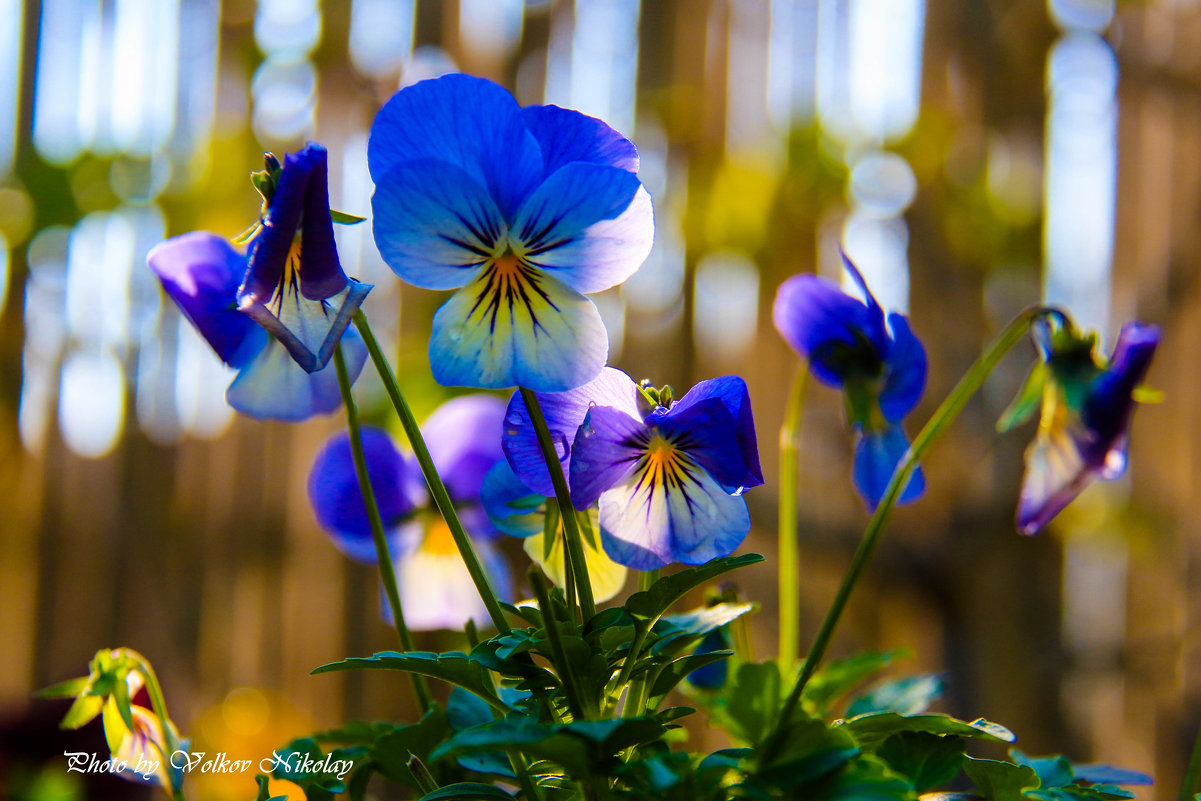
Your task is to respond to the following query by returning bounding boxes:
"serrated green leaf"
[963,757,1040,801]
[840,713,1015,748]
[847,675,944,718]
[876,731,965,791]
[419,782,517,800]
[624,554,764,623]
[311,720,397,745]
[448,687,495,731]
[651,602,756,657]
[998,362,1048,432]
[312,651,505,710]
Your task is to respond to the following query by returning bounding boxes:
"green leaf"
[252,773,289,801]
[876,731,965,791]
[312,651,504,709]
[963,757,1040,801]
[756,747,860,792]
[847,674,944,718]
[808,754,915,800]
[269,738,357,798]
[1011,750,1074,789]
[370,704,451,787]
[448,687,495,731]
[803,650,910,715]
[647,651,733,702]
[709,660,782,745]
[839,713,1015,748]
[59,693,104,729]
[624,554,764,623]
[998,362,1048,432]
[35,676,91,699]
[651,602,756,657]
[330,209,367,225]
[419,782,517,800]
[311,721,397,745]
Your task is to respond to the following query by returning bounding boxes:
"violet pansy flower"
[148,144,371,421]
[773,253,927,509]
[1001,316,1160,535]
[502,368,763,570]
[307,394,512,631]
[368,74,653,392]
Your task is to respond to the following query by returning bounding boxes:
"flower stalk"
[762,306,1058,762]
[333,345,433,713]
[353,311,511,634]
[777,364,808,669]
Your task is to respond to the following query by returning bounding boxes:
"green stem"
[777,365,808,669]
[353,311,510,634]
[333,347,434,713]
[761,306,1055,762]
[1180,717,1201,801]
[529,569,592,720]
[519,388,596,621]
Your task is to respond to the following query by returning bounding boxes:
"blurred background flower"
[0,1,1189,798]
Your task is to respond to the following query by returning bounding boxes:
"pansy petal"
[147,232,267,368]
[522,104,640,175]
[653,398,749,495]
[240,278,372,373]
[1016,421,1091,536]
[429,266,608,391]
[570,404,646,509]
[686,629,730,690]
[666,376,763,489]
[373,158,507,290]
[852,425,924,509]
[298,143,351,300]
[481,459,546,538]
[1080,322,1159,469]
[598,455,751,570]
[390,521,511,631]
[421,394,508,503]
[524,509,628,603]
[241,147,314,304]
[840,250,889,353]
[502,367,642,496]
[879,312,927,423]
[368,73,543,219]
[226,328,367,420]
[308,427,414,563]
[511,162,653,294]
[772,274,883,387]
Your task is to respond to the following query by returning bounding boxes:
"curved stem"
[778,365,808,669]
[352,311,510,634]
[333,346,433,713]
[519,388,596,621]
[761,306,1056,762]
[125,651,187,801]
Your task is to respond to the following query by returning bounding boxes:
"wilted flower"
[1000,316,1160,535]
[368,73,653,392]
[480,458,628,602]
[503,368,763,570]
[148,143,371,421]
[307,395,512,630]
[773,254,926,508]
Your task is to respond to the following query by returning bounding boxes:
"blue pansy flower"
[148,143,372,420]
[1000,317,1160,535]
[685,627,731,690]
[368,73,654,392]
[308,395,512,630]
[773,253,927,508]
[502,368,763,570]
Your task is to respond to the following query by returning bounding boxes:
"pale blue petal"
[240,279,372,373]
[510,163,653,294]
[481,459,546,538]
[598,453,751,570]
[368,73,543,219]
[522,104,640,174]
[502,367,642,496]
[428,266,608,391]
[372,159,506,290]
[226,328,368,421]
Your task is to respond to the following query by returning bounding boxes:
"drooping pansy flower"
[999,316,1160,535]
[503,368,763,570]
[480,458,628,602]
[307,395,512,630]
[148,143,372,421]
[773,253,927,509]
[368,73,654,392]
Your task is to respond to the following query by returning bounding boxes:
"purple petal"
[511,162,653,295]
[569,404,646,509]
[654,397,751,495]
[522,105,640,175]
[502,367,642,497]
[298,143,350,300]
[242,145,318,305]
[666,376,763,490]
[368,73,543,220]
[878,312,927,423]
[1080,322,1159,472]
[772,273,884,387]
[308,426,415,563]
[147,232,266,368]
[421,394,508,503]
